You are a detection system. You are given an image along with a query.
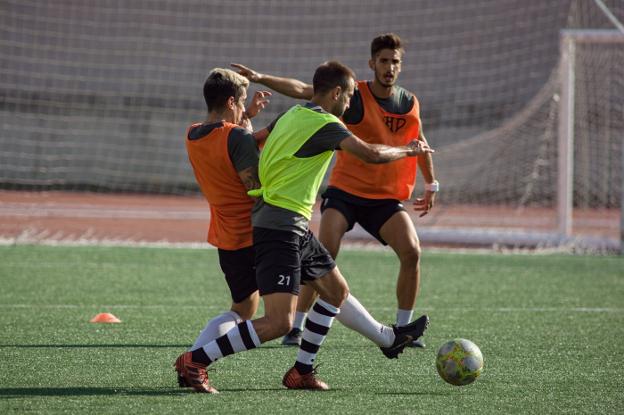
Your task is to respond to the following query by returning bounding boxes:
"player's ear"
[368,58,375,70]
[226,96,236,110]
[332,85,342,101]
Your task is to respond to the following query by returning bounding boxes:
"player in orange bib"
[183,68,270,364]
[232,33,438,348]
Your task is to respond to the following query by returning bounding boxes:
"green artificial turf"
[0,245,622,414]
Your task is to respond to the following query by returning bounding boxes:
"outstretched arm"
[231,63,313,100]
[339,135,434,164]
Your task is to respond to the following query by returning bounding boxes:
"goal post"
[559,29,624,252]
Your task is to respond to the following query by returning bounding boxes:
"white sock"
[336,294,395,347]
[295,299,339,372]
[202,320,261,363]
[292,311,306,331]
[190,310,241,351]
[396,309,414,327]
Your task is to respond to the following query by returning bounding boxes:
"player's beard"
[331,102,346,117]
[375,70,396,88]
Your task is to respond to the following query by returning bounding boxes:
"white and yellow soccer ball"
[436,338,484,386]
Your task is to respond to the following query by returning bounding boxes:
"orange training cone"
[90,312,122,323]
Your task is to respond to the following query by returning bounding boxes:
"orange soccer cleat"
[282,366,329,391]
[174,352,218,394]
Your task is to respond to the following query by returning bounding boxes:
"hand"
[245,90,272,119]
[413,190,436,217]
[406,139,434,156]
[231,63,262,82]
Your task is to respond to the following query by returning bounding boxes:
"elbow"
[294,91,309,100]
[297,85,314,100]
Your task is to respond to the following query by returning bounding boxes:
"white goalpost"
[558,29,624,252]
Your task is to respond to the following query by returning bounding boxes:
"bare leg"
[379,211,422,313]
[299,208,351,310]
[231,290,260,320]
[252,292,298,342]
[283,207,349,344]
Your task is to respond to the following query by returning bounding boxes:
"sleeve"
[294,122,353,158]
[266,111,286,133]
[227,127,260,172]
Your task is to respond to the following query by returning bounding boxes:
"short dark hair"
[203,68,249,112]
[371,33,404,58]
[312,61,356,95]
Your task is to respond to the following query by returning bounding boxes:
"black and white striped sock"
[192,320,261,365]
[294,298,339,375]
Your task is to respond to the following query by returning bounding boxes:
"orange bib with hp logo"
[329,81,421,200]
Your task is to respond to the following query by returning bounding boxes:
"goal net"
[0,0,622,251]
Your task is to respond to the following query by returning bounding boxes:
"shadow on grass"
[0,387,188,397]
[0,386,288,397]
[0,344,189,348]
[377,391,453,396]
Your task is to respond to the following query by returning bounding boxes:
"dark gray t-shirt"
[252,103,352,234]
[342,82,415,125]
[187,122,258,172]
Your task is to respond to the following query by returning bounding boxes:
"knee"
[236,306,256,321]
[321,280,349,308]
[268,313,293,338]
[399,243,421,268]
[274,317,293,337]
[328,291,349,308]
[232,292,259,320]
[263,314,292,338]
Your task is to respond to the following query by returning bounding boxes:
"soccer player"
[183,68,270,362]
[232,33,437,348]
[175,61,433,393]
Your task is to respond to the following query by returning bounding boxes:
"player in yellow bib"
[233,33,436,349]
[175,61,434,392]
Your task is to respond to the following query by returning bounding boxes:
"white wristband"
[425,180,439,192]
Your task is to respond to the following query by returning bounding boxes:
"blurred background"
[0,0,622,251]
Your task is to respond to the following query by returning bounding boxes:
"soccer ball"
[436,338,483,386]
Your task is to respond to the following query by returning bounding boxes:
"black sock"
[294,360,313,375]
[191,348,212,365]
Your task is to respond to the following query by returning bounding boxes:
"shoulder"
[228,126,257,149]
[228,125,254,139]
[394,85,417,112]
[187,121,224,140]
[342,88,364,125]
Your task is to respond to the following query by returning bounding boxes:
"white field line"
[0,204,209,220]
[0,237,552,254]
[0,304,621,313]
[0,237,216,249]
[0,236,395,252]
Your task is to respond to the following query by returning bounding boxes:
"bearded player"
[232,33,437,348]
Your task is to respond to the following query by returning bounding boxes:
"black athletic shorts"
[320,187,406,245]
[253,227,336,296]
[217,246,258,304]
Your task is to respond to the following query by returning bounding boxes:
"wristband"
[425,180,439,192]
